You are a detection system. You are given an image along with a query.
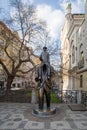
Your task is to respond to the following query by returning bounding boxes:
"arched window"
[78,44,84,69]
[72,45,75,64]
[80,75,83,88]
[79,44,84,61]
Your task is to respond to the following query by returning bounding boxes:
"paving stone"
[18,121,27,129]
[0,120,5,125]
[24,121,44,129]
[75,121,87,129]
[0,120,21,129]
[51,121,71,129]
[44,122,50,129]
[14,118,22,121]
[69,113,87,120]
[0,103,87,130]
[67,120,78,129]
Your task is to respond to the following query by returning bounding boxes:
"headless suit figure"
[35,47,52,111]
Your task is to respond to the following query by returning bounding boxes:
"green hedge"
[51,92,61,103]
[26,90,61,103]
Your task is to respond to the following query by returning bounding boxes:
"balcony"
[78,58,84,69]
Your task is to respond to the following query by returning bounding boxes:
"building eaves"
[67,14,85,39]
[0,21,21,43]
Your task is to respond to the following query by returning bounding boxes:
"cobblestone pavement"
[0,103,87,130]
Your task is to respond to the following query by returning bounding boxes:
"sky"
[0,0,85,41]
[0,0,85,67]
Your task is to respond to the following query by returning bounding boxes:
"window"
[12,84,15,88]
[78,44,84,69]
[72,45,75,64]
[0,29,5,36]
[80,75,83,88]
[79,44,84,61]
[18,83,20,88]
[0,50,4,56]
[80,50,83,61]
[0,38,4,45]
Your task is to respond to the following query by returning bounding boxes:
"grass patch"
[25,90,61,103]
[35,90,61,103]
[51,92,61,103]
[26,91,32,97]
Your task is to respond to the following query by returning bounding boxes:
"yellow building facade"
[0,21,37,89]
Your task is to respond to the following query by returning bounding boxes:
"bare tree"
[0,0,46,91]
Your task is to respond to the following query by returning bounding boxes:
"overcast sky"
[0,0,85,41]
[0,0,85,67]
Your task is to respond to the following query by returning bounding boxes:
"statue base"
[32,107,56,117]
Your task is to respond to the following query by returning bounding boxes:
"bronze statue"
[35,47,54,111]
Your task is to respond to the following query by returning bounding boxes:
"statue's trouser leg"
[46,64,50,78]
[38,88,44,110]
[45,89,51,110]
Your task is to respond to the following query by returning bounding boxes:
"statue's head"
[43,46,47,51]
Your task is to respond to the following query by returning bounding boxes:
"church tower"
[66,2,72,15]
[65,2,72,34]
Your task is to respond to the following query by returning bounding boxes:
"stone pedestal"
[32,107,56,117]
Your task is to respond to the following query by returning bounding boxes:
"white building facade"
[61,0,87,91]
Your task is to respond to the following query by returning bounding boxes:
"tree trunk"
[6,75,14,91]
